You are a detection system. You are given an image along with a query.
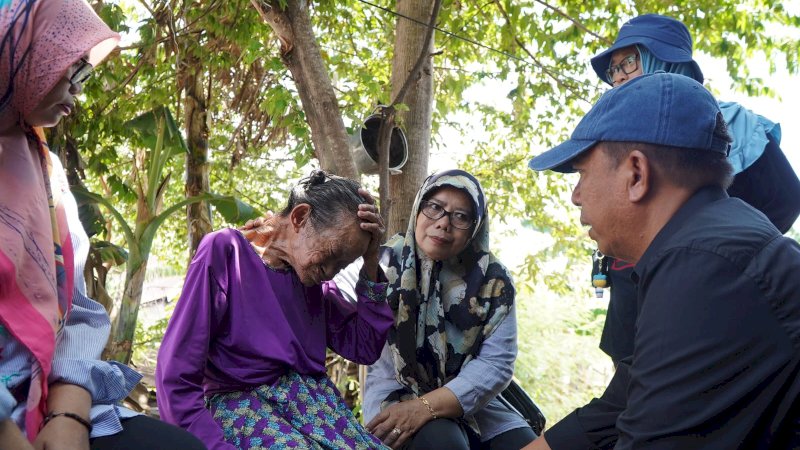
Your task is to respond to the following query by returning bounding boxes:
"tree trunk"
[105,154,155,364]
[83,247,114,312]
[183,50,213,257]
[253,0,358,179]
[104,252,147,363]
[387,0,435,235]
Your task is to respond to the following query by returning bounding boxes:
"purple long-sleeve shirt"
[155,229,393,450]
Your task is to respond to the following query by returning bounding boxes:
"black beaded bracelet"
[42,411,93,433]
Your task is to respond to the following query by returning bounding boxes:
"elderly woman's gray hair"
[280,170,363,229]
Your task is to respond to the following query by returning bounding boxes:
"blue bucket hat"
[590,14,704,85]
[528,72,730,173]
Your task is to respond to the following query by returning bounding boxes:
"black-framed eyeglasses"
[605,54,639,81]
[419,201,475,230]
[69,58,94,86]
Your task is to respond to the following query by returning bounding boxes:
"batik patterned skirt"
[208,371,388,449]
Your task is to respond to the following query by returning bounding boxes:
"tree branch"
[391,0,442,108]
[375,0,443,227]
[490,0,589,102]
[533,0,611,44]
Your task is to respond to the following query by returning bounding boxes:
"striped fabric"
[0,154,141,438]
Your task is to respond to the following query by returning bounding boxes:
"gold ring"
[391,427,402,436]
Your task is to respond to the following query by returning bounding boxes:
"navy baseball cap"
[590,14,703,85]
[528,72,730,173]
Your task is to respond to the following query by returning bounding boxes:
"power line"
[352,0,598,103]
[353,0,535,67]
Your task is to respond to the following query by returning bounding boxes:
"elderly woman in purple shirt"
[155,171,393,450]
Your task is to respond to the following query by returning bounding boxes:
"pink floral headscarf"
[0,0,119,439]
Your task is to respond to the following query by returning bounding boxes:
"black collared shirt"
[547,186,800,449]
[599,135,800,364]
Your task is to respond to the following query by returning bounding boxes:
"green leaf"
[76,200,106,238]
[71,186,136,250]
[208,194,261,223]
[91,240,129,266]
[125,106,188,159]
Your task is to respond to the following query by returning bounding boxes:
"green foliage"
[78,0,798,277]
[92,240,129,266]
[787,226,800,242]
[515,285,613,423]
[133,301,175,366]
[126,106,188,160]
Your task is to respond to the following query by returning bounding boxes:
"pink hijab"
[0,0,118,439]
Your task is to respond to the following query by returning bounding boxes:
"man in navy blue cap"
[586,13,800,370]
[522,72,800,449]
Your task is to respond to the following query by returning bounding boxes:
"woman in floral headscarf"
[362,170,536,449]
[0,1,204,449]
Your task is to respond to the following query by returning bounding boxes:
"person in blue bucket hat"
[590,14,703,87]
[582,14,800,370]
[522,72,800,449]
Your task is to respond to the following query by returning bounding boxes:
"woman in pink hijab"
[0,1,204,449]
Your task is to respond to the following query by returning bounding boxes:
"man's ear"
[289,204,311,232]
[626,150,651,202]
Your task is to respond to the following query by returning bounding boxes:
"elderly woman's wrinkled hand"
[365,400,430,449]
[357,188,385,281]
[240,213,273,247]
[239,212,287,269]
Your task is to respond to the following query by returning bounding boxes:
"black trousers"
[90,415,206,450]
[407,418,536,450]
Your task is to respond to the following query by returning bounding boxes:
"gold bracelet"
[419,396,438,419]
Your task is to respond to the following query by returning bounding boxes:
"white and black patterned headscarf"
[380,170,514,433]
